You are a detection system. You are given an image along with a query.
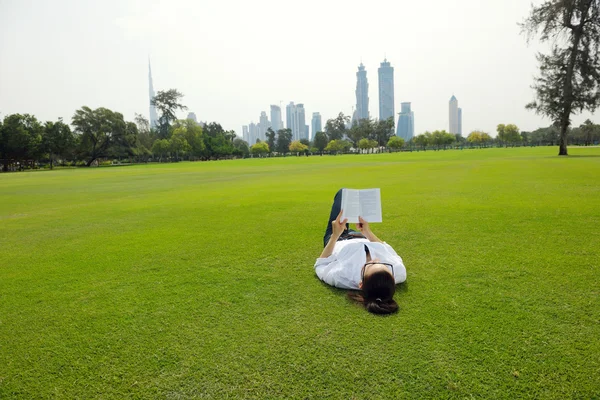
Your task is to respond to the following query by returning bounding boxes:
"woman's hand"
[357,216,370,234]
[331,210,348,238]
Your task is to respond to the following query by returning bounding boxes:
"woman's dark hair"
[348,270,399,315]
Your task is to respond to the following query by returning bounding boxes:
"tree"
[250,141,269,156]
[313,131,328,154]
[151,89,187,139]
[42,119,75,169]
[0,114,43,171]
[276,128,293,154]
[372,117,395,146]
[522,0,600,155]
[387,136,405,150]
[348,118,373,146]
[413,132,431,150]
[233,138,250,156]
[299,138,310,148]
[497,123,522,145]
[72,106,136,166]
[151,139,170,162]
[289,140,308,154]
[358,138,378,152]
[325,139,344,154]
[325,112,350,140]
[171,119,205,159]
[169,129,191,161]
[134,113,154,150]
[430,130,455,149]
[265,128,276,153]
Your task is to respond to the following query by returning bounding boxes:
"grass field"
[1,147,599,399]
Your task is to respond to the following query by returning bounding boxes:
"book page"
[341,189,361,223]
[359,188,382,223]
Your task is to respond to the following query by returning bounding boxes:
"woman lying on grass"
[315,189,406,315]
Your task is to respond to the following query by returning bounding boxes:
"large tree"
[313,131,328,154]
[276,128,293,154]
[522,0,600,155]
[372,117,395,146]
[324,112,350,141]
[0,114,43,171]
[151,89,187,139]
[42,118,75,169]
[265,128,276,153]
[72,106,137,166]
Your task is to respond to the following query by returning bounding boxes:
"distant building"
[458,108,463,136]
[259,111,270,141]
[378,59,395,122]
[242,125,249,143]
[270,105,282,132]
[187,112,198,123]
[355,63,369,122]
[449,95,459,134]
[297,104,307,141]
[249,122,259,144]
[286,102,306,141]
[311,112,322,139]
[148,60,159,129]
[397,102,414,141]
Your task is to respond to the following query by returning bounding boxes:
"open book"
[341,188,382,223]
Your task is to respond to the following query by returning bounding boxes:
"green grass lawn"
[1,147,599,399]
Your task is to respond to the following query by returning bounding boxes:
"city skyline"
[2,0,597,139]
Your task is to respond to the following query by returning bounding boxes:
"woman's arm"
[358,216,383,243]
[319,209,347,258]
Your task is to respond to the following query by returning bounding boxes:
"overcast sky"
[0,0,596,138]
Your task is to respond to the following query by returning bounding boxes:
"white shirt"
[314,238,407,289]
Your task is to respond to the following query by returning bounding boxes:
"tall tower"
[148,60,159,129]
[259,111,270,141]
[449,95,459,134]
[286,102,300,140]
[458,108,463,135]
[355,63,369,122]
[297,104,307,141]
[311,112,322,138]
[396,102,414,141]
[270,105,282,132]
[378,59,395,122]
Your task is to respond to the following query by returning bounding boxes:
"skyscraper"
[396,102,414,141]
[249,123,258,144]
[148,60,159,129]
[242,125,249,143]
[270,105,282,132]
[187,112,198,123]
[458,108,463,136]
[311,112,322,138]
[355,63,369,121]
[286,102,303,141]
[378,59,395,122]
[259,111,270,141]
[297,104,307,141]
[449,95,459,134]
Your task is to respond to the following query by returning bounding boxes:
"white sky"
[0,0,596,138]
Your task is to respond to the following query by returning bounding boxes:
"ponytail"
[347,269,399,315]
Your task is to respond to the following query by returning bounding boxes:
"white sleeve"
[314,255,339,287]
[382,242,407,284]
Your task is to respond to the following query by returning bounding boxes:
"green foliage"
[172,119,205,158]
[521,0,600,155]
[72,106,137,166]
[325,139,351,153]
[497,124,522,144]
[42,119,75,169]
[313,131,328,153]
[250,141,269,155]
[430,130,455,148]
[387,135,405,149]
[289,140,308,153]
[324,112,350,141]
[348,118,373,146]
[467,131,493,146]
[372,117,395,146]
[0,114,43,170]
[357,138,377,150]
[265,128,276,152]
[1,148,599,398]
[151,139,170,161]
[232,138,250,156]
[276,129,293,154]
[413,132,431,149]
[151,89,187,139]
